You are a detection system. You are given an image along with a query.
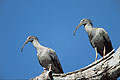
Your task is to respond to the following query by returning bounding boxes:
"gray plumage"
[73,18,114,60]
[21,36,64,73]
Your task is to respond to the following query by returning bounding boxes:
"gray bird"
[73,18,114,61]
[21,36,64,73]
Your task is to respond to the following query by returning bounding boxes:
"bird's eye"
[82,19,85,22]
[29,37,31,39]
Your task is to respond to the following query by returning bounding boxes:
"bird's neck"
[84,23,93,33]
[32,40,44,53]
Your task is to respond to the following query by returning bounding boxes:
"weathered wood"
[31,47,120,80]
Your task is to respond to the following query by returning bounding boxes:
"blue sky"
[0,0,120,79]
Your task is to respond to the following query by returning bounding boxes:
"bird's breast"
[37,50,52,68]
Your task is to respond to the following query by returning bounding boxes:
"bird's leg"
[44,64,53,80]
[48,64,52,71]
[95,47,98,61]
[103,46,106,58]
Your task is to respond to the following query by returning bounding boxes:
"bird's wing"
[48,48,64,73]
[100,28,111,42]
[100,28,113,48]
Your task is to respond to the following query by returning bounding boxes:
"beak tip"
[21,48,23,52]
[21,49,23,52]
[73,33,75,36]
[21,40,28,53]
[73,31,76,36]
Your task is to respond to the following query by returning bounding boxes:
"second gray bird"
[21,36,64,73]
[73,18,114,61]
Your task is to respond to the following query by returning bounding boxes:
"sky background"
[0,0,120,79]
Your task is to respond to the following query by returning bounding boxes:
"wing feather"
[100,28,113,53]
[48,48,64,73]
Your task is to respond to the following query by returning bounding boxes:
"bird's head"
[21,36,38,52]
[73,18,92,36]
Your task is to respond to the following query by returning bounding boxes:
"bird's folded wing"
[49,48,64,73]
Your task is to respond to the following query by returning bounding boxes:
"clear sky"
[0,0,120,79]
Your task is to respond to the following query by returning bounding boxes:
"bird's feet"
[42,65,53,80]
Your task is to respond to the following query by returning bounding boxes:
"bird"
[73,18,114,61]
[21,36,64,73]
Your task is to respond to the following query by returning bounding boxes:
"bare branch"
[31,47,120,80]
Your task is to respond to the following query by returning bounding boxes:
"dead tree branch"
[31,47,120,80]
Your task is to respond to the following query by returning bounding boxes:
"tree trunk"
[31,47,120,80]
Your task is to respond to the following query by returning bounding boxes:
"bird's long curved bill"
[21,40,29,52]
[73,23,82,36]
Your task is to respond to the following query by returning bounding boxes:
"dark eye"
[29,37,31,39]
[82,19,85,22]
